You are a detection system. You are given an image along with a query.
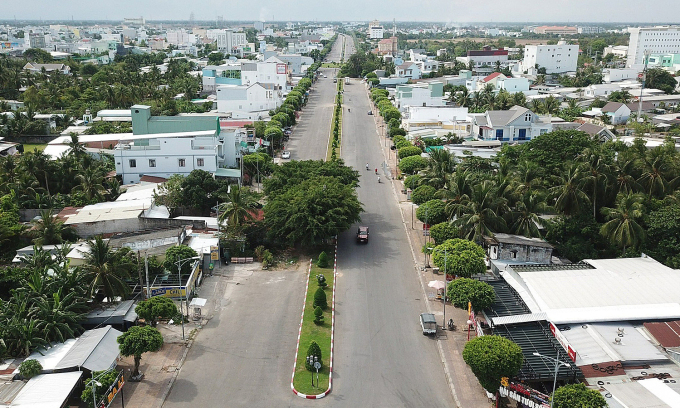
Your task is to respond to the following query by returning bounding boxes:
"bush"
[398,145,423,160]
[305,341,323,371]
[390,127,406,137]
[399,155,428,175]
[395,138,412,150]
[432,239,486,278]
[19,359,42,379]
[552,383,607,408]
[430,222,459,245]
[163,245,198,275]
[416,199,447,225]
[313,287,327,309]
[262,249,273,268]
[411,185,437,205]
[254,245,265,262]
[447,278,496,311]
[463,336,523,393]
[313,306,325,325]
[317,251,329,268]
[404,174,422,190]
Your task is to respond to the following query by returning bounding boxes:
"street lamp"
[88,368,114,408]
[533,351,571,408]
[430,246,448,329]
[175,256,201,341]
[306,355,320,387]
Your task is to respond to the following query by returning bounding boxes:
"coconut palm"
[420,149,457,190]
[66,133,87,160]
[29,209,74,246]
[440,170,472,218]
[81,237,133,302]
[549,163,590,216]
[600,193,646,255]
[218,186,260,237]
[637,152,674,198]
[450,180,508,243]
[455,87,470,107]
[578,148,612,219]
[611,158,641,196]
[72,165,107,202]
[30,288,86,343]
[543,96,560,115]
[510,192,551,238]
[512,92,527,108]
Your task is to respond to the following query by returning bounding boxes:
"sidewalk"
[365,83,492,407]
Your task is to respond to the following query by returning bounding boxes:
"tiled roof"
[601,102,625,113]
[482,72,505,82]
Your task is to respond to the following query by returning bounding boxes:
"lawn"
[21,143,47,152]
[292,250,334,395]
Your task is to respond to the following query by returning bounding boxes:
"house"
[216,82,283,119]
[497,77,531,94]
[577,122,616,141]
[376,37,398,56]
[393,82,445,111]
[521,42,579,74]
[601,102,631,125]
[402,106,470,133]
[22,62,71,75]
[483,233,554,264]
[456,46,509,73]
[396,62,422,80]
[470,106,552,143]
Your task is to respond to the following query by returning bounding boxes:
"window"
[197,158,204,167]
[149,159,156,168]
[178,158,186,167]
[496,129,503,140]
[129,159,136,168]
[524,113,531,122]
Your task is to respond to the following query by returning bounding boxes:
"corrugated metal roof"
[10,372,82,408]
[644,321,680,348]
[55,326,122,371]
[491,312,547,326]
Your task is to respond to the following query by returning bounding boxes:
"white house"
[216,82,283,119]
[22,62,71,75]
[470,106,552,143]
[627,26,680,67]
[601,102,631,125]
[242,57,290,90]
[113,131,218,184]
[497,77,531,94]
[396,62,422,80]
[522,42,578,73]
[603,68,640,83]
[394,82,445,112]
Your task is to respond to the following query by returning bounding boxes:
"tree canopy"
[462,335,523,393]
[552,383,607,408]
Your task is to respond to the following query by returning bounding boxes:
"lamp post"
[533,351,571,408]
[306,355,320,387]
[89,368,114,408]
[175,256,200,341]
[430,246,448,329]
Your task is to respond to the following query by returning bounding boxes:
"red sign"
[423,224,430,230]
[549,322,577,362]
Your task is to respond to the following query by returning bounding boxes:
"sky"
[5,0,680,23]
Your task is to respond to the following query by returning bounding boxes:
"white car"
[281,151,291,159]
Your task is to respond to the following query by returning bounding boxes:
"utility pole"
[637,49,651,122]
[145,254,150,300]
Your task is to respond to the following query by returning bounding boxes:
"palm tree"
[513,160,543,196]
[420,149,456,190]
[218,186,260,236]
[510,192,551,238]
[31,288,86,343]
[637,152,674,198]
[578,148,612,219]
[440,170,472,218]
[72,166,106,202]
[512,92,527,108]
[66,133,87,160]
[29,209,74,245]
[455,87,470,107]
[543,96,560,115]
[549,164,590,216]
[81,237,133,302]
[600,193,646,255]
[530,99,544,114]
[450,180,508,243]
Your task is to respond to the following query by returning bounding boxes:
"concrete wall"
[74,217,206,238]
[6,135,59,144]
[494,243,552,264]
[19,208,63,222]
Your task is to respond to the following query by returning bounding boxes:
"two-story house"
[470,106,552,143]
[216,82,283,120]
[396,62,422,80]
[394,82,446,112]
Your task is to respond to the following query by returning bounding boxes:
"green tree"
[313,287,327,309]
[81,369,119,408]
[510,192,550,238]
[82,237,135,302]
[462,335,523,393]
[317,251,329,268]
[552,383,607,408]
[416,199,447,225]
[218,186,260,237]
[117,325,164,378]
[18,359,42,379]
[153,175,185,216]
[313,306,324,325]
[399,155,428,175]
[451,181,508,243]
[432,239,486,278]
[163,245,198,276]
[447,278,495,311]
[600,193,646,255]
[135,297,178,327]
[411,185,436,205]
[549,163,590,216]
[645,68,678,94]
[29,209,75,246]
[398,145,423,159]
[181,170,222,215]
[305,341,323,371]
[429,222,459,245]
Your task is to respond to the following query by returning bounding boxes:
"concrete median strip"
[291,245,338,399]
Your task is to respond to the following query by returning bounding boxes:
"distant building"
[522,42,578,73]
[23,62,71,75]
[533,26,578,35]
[470,106,552,143]
[394,82,445,111]
[369,21,384,40]
[124,17,145,25]
[376,36,398,56]
[396,62,422,80]
[627,26,680,67]
[216,82,283,119]
[27,32,46,48]
[456,46,509,73]
[578,26,606,34]
[484,233,554,264]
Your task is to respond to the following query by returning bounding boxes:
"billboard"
[276,63,287,74]
[97,370,125,408]
[549,322,577,362]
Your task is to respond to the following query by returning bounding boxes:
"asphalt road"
[162,265,307,408]
[313,78,454,407]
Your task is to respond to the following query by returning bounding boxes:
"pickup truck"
[420,313,437,335]
[356,226,369,243]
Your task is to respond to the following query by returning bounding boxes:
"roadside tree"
[117,326,164,378]
[462,335,523,393]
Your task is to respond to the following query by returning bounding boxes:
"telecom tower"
[393,19,396,36]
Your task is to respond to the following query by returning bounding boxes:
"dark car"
[356,226,369,243]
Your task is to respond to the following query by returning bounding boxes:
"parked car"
[356,226,369,243]
[367,111,373,115]
[281,151,291,159]
[420,313,437,335]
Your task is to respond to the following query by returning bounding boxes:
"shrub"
[398,145,423,159]
[19,359,42,379]
[416,199,447,225]
[313,287,327,309]
[313,306,325,325]
[305,341,323,371]
[317,251,329,268]
[262,249,273,268]
[254,245,265,261]
[316,274,327,288]
[411,185,437,205]
[399,155,428,175]
[430,222,459,245]
[432,239,486,278]
[390,127,406,137]
[404,174,422,190]
[447,278,496,311]
[395,138,412,150]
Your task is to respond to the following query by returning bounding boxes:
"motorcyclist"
[366,163,369,171]
[375,168,378,175]
[377,176,381,183]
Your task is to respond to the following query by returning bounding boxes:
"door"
[518,128,527,140]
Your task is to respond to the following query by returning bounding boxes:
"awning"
[214,168,242,178]
[10,372,82,408]
[55,326,122,372]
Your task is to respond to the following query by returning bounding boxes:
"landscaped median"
[291,247,336,398]
[326,80,344,161]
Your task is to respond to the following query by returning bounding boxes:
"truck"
[420,313,437,335]
[356,226,369,243]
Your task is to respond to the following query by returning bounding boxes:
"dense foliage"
[446,278,496,311]
[462,335,523,393]
[552,383,607,408]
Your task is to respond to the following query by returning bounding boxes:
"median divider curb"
[291,244,337,399]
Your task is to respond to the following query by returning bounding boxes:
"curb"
[157,340,193,408]
[291,245,337,399]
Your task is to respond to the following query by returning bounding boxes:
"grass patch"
[21,143,47,152]
[321,62,342,68]
[292,250,334,395]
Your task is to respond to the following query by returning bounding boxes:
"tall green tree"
[82,237,134,302]
[462,335,523,393]
[600,193,646,255]
[552,383,607,408]
[218,186,260,237]
[29,209,75,246]
[117,326,164,378]
[450,181,508,242]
